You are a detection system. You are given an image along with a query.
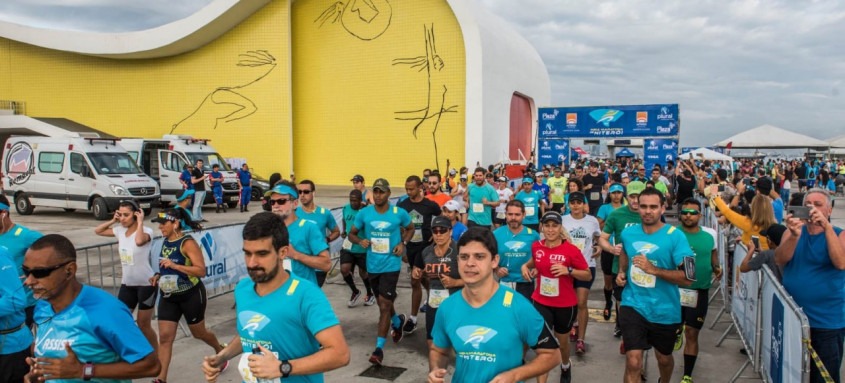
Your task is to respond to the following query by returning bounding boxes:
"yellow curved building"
[0,0,549,185]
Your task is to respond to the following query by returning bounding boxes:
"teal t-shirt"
[513,190,543,225]
[680,226,717,290]
[620,224,693,324]
[286,218,330,284]
[493,226,541,282]
[296,206,338,236]
[0,223,43,307]
[467,183,499,226]
[0,247,32,354]
[33,286,154,383]
[341,204,366,253]
[596,202,623,222]
[235,276,339,383]
[432,286,546,383]
[602,207,642,273]
[353,205,412,273]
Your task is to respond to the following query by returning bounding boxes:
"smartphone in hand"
[788,206,810,220]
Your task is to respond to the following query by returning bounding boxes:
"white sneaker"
[348,291,362,307]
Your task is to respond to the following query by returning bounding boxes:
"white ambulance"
[2,135,160,219]
[121,135,240,207]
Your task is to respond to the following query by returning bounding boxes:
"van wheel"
[15,194,34,215]
[92,197,110,220]
[142,208,153,216]
[251,188,262,201]
[227,201,239,209]
[63,208,76,213]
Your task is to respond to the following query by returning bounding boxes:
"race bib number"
[429,289,450,308]
[554,187,564,196]
[680,288,699,308]
[590,192,601,201]
[238,354,280,383]
[630,264,656,288]
[371,238,390,254]
[571,237,586,251]
[525,206,536,217]
[496,212,506,220]
[159,275,179,293]
[411,229,423,243]
[119,248,134,266]
[472,203,484,213]
[539,276,559,297]
[342,238,353,250]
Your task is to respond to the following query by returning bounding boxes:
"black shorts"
[158,282,207,325]
[118,285,158,311]
[340,250,367,270]
[493,217,506,226]
[369,271,399,301]
[0,348,30,383]
[533,302,577,334]
[600,251,615,276]
[525,223,540,232]
[618,305,681,355]
[426,307,438,340]
[406,243,427,267]
[573,267,596,290]
[681,288,710,329]
[551,203,565,213]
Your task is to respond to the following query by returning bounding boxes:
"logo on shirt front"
[504,241,526,252]
[34,328,74,354]
[457,326,498,350]
[371,221,392,230]
[239,311,271,337]
[633,241,660,255]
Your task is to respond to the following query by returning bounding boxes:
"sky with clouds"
[1,0,843,147]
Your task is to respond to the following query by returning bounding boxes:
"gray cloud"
[1,0,843,147]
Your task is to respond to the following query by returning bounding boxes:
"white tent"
[679,147,733,161]
[827,134,845,148]
[714,124,830,149]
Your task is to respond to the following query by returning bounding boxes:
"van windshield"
[87,153,143,175]
[185,152,231,172]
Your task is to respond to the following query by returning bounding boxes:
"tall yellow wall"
[0,1,292,179]
[292,0,465,186]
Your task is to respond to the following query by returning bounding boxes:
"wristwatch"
[279,360,292,378]
[83,362,94,381]
[567,266,574,275]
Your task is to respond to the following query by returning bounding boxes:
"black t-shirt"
[581,173,605,205]
[676,176,696,203]
[398,197,442,244]
[191,168,206,191]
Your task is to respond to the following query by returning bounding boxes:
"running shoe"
[674,325,685,351]
[569,326,577,342]
[420,303,429,313]
[348,291,362,307]
[575,339,586,355]
[681,375,694,383]
[369,348,384,365]
[403,318,417,334]
[364,294,376,306]
[560,365,572,383]
[613,325,622,338]
[391,314,407,343]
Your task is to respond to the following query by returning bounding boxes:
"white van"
[2,136,160,219]
[122,135,239,207]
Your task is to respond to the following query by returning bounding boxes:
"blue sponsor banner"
[643,139,677,172]
[769,293,785,383]
[537,139,570,167]
[539,104,679,138]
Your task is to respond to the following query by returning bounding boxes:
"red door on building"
[509,93,532,161]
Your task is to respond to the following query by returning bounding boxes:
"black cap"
[568,191,586,203]
[351,174,364,182]
[541,211,562,224]
[761,224,787,247]
[431,216,451,229]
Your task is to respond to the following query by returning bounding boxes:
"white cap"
[443,200,462,211]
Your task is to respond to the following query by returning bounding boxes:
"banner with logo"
[643,139,677,172]
[537,139,570,167]
[731,245,761,359]
[760,266,809,383]
[538,104,679,139]
[150,224,248,290]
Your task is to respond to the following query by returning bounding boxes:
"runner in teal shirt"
[492,201,541,300]
[0,198,43,313]
[513,178,545,229]
[0,247,31,382]
[466,168,499,227]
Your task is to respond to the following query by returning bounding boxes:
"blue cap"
[175,189,195,202]
[266,183,299,199]
[521,177,534,184]
[608,183,625,194]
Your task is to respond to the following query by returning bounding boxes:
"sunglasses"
[432,227,450,235]
[680,209,700,216]
[269,198,292,206]
[297,190,312,195]
[22,260,73,279]
[428,182,439,185]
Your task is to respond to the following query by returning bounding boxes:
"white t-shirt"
[783,180,791,191]
[113,225,156,286]
[495,188,514,215]
[702,226,718,251]
[561,214,602,268]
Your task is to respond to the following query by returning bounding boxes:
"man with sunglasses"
[296,180,341,287]
[22,234,160,382]
[265,182,330,286]
[426,173,452,207]
[675,198,719,383]
[349,178,414,365]
[0,247,31,382]
[0,195,43,328]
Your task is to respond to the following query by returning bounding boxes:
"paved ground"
[11,185,845,382]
